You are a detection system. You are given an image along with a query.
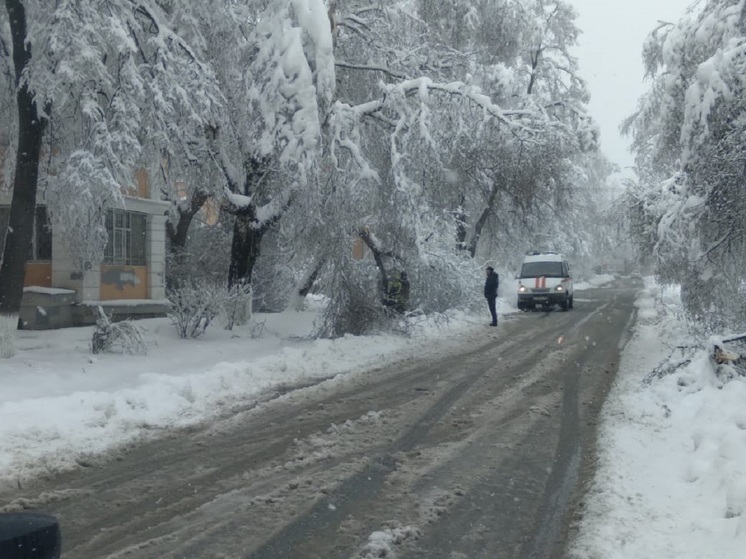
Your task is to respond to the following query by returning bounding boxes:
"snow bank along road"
[3,282,639,558]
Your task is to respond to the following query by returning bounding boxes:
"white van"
[516,252,574,311]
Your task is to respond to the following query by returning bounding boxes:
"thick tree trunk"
[0,0,47,356]
[165,190,208,288]
[297,263,322,299]
[467,182,499,258]
[223,158,276,293]
[166,190,209,254]
[359,228,390,305]
[227,213,264,290]
[285,259,325,311]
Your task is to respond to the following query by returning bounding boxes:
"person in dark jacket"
[484,266,499,326]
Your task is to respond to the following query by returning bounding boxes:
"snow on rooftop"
[522,252,565,263]
[23,287,76,295]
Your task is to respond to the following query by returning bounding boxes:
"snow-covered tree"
[0,0,222,356]
[627,0,746,329]
[0,0,47,356]
[278,0,600,334]
[201,0,335,295]
[0,0,613,348]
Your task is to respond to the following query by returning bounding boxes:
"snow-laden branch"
[224,189,252,211]
[334,59,407,80]
[222,181,293,233]
[342,77,535,131]
[681,37,746,159]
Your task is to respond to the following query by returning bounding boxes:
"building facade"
[0,168,170,329]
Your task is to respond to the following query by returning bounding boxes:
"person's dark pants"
[486,296,497,326]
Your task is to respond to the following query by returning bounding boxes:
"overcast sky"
[569,0,693,172]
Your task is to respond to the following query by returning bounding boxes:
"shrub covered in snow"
[167,282,225,339]
[91,307,148,355]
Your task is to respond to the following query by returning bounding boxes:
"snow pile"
[356,523,420,558]
[0,308,483,489]
[570,281,746,558]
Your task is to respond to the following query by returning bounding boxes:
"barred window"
[104,209,147,266]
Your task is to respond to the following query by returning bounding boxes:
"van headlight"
[518,286,527,293]
[555,285,564,292]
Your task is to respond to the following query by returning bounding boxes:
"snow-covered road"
[2,282,638,558]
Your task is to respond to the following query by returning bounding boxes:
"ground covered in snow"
[569,279,746,558]
[2,276,746,557]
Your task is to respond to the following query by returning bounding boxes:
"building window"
[104,209,147,266]
[0,205,52,261]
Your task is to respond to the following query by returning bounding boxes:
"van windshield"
[520,261,564,278]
